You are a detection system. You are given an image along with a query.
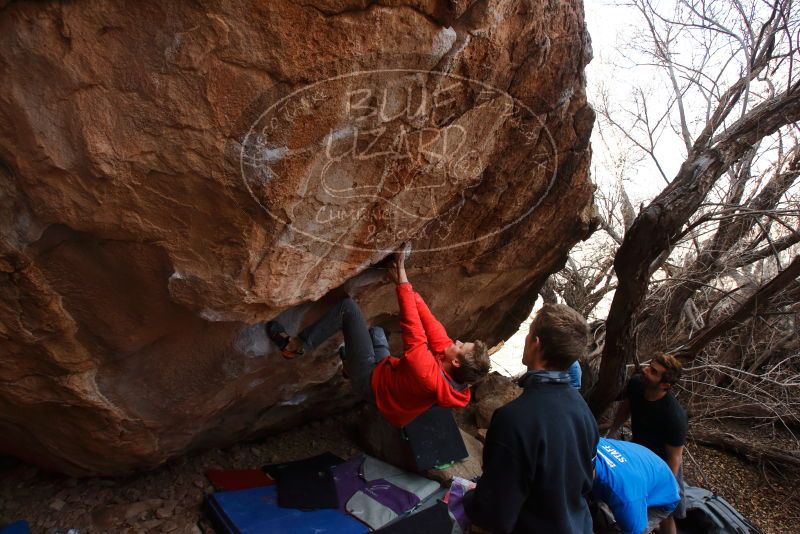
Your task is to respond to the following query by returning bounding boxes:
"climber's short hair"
[452,340,490,385]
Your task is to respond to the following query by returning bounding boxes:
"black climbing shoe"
[265,321,304,359]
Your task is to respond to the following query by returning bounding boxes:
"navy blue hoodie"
[465,375,599,533]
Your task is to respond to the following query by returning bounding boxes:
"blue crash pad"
[205,485,368,534]
[0,521,29,534]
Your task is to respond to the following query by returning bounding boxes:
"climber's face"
[444,340,474,359]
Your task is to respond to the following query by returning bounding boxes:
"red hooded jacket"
[371,282,472,427]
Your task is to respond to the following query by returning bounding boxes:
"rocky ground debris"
[1,398,796,533]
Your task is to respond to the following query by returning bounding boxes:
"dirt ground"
[0,408,796,533]
[682,442,800,533]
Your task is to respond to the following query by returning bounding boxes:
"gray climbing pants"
[298,297,390,400]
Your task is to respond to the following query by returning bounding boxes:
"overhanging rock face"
[0,0,595,475]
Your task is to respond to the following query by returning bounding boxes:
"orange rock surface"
[0,0,594,475]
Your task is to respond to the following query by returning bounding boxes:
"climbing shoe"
[265,320,304,359]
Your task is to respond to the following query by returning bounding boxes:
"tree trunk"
[589,89,800,417]
[648,150,799,343]
[690,427,800,468]
[676,255,800,360]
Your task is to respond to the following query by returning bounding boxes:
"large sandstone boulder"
[0,0,594,475]
[473,372,522,429]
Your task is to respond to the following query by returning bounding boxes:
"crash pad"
[277,463,339,510]
[262,452,344,480]
[0,521,29,534]
[205,469,275,491]
[204,485,367,534]
[403,406,467,470]
[372,501,455,534]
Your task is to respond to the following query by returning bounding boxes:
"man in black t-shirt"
[607,353,687,534]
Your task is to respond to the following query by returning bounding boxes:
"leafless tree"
[539,120,636,320]
[568,0,800,425]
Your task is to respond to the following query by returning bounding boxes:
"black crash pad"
[403,406,467,470]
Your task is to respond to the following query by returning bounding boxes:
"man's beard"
[644,380,661,392]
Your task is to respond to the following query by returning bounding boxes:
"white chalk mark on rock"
[234,324,270,358]
[199,308,227,322]
[278,393,307,406]
[431,27,458,59]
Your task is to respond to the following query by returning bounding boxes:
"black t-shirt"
[625,374,688,461]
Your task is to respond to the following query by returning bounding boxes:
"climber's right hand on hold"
[385,243,410,285]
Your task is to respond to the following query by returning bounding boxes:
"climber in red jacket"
[266,247,490,427]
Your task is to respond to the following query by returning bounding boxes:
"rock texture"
[0,0,594,475]
[472,372,522,430]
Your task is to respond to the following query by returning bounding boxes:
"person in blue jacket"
[568,360,582,389]
[593,438,680,534]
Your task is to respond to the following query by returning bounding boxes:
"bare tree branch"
[674,255,800,359]
[589,76,800,417]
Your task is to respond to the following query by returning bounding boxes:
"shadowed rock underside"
[0,0,595,475]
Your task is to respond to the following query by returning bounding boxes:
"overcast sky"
[584,0,687,201]
[491,1,676,375]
